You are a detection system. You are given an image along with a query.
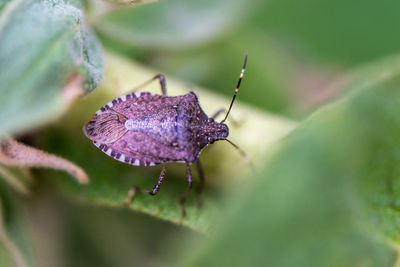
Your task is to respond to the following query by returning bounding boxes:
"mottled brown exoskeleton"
[83,55,248,217]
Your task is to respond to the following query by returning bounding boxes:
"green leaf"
[173,55,400,266]
[0,0,104,137]
[38,51,296,232]
[94,0,252,50]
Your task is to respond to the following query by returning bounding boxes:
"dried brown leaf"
[0,139,88,184]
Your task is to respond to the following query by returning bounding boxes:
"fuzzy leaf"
[0,138,88,184]
[0,0,104,137]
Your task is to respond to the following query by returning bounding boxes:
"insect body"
[83,55,247,217]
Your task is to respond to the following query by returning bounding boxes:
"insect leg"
[123,165,167,206]
[154,74,167,96]
[179,163,193,217]
[195,159,205,208]
[210,108,225,120]
[211,108,238,126]
[131,74,167,96]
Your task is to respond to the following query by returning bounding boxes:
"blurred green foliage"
[179,57,400,266]
[95,0,400,117]
[1,0,400,266]
[258,0,400,65]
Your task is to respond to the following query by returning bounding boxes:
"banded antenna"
[221,54,248,124]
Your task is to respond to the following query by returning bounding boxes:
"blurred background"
[2,0,400,266]
[94,0,400,117]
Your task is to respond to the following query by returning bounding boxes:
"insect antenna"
[224,138,255,171]
[221,54,248,123]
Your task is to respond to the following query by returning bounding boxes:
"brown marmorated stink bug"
[83,55,248,217]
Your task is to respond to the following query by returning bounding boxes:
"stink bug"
[83,55,248,217]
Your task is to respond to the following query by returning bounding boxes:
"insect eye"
[207,137,214,143]
[207,118,214,123]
